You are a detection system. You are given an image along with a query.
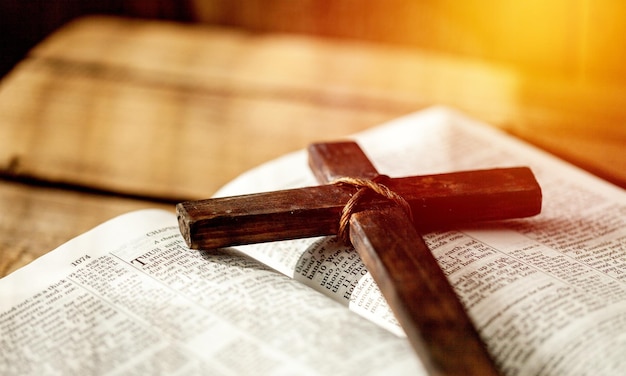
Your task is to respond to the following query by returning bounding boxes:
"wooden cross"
[307,142,502,375]
[177,141,542,375]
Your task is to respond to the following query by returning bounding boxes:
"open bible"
[2,107,625,375]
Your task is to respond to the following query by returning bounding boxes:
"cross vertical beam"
[308,142,500,375]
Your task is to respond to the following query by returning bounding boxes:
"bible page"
[0,209,424,375]
[215,106,626,375]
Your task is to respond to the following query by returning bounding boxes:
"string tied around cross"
[332,175,414,244]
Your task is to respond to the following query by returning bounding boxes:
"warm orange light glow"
[190,0,626,85]
[425,0,626,84]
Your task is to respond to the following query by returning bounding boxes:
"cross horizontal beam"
[177,167,541,250]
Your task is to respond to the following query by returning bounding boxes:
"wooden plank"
[0,57,403,201]
[0,16,623,205]
[0,180,171,277]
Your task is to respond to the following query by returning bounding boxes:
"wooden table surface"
[1,16,625,277]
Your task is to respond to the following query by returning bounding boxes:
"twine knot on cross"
[333,175,413,244]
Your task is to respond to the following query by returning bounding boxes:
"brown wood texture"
[0,16,624,276]
[0,16,624,200]
[308,142,379,182]
[177,167,541,249]
[308,141,499,374]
